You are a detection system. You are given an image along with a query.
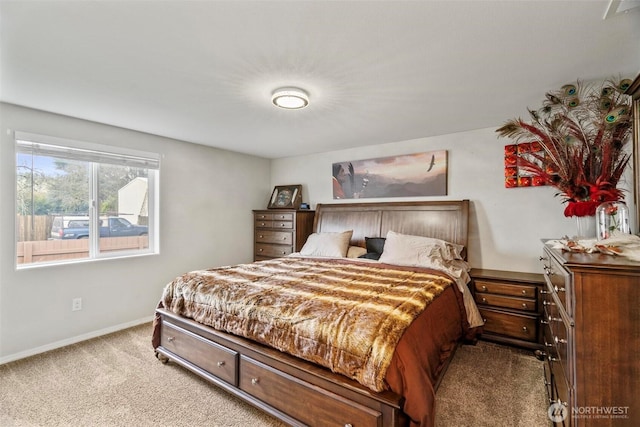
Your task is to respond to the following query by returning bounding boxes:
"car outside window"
[15,131,160,267]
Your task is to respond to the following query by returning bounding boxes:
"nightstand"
[470,268,544,350]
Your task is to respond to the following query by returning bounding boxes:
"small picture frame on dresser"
[268,185,302,209]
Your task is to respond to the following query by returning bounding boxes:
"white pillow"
[378,231,464,266]
[300,230,353,257]
[346,245,367,258]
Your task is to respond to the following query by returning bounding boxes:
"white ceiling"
[1,1,639,159]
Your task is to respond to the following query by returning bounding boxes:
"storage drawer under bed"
[240,355,382,427]
[160,321,238,386]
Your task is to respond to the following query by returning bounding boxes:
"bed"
[152,200,481,427]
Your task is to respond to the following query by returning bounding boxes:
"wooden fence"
[16,215,52,242]
[17,236,149,264]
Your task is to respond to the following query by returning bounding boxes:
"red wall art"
[504,143,546,188]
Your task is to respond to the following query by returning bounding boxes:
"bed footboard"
[154,308,408,427]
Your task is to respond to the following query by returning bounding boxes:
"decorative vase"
[575,215,596,240]
[596,201,630,240]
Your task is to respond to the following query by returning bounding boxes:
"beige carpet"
[0,323,549,426]
[435,340,549,427]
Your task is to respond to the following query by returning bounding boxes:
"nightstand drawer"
[255,230,293,245]
[255,243,293,258]
[474,280,537,298]
[475,292,536,312]
[479,308,537,342]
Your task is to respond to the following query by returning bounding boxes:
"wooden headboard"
[313,200,469,249]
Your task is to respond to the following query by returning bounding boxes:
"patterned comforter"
[158,257,455,392]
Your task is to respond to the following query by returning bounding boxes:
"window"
[15,132,160,267]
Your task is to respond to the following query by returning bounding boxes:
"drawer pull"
[281,251,286,254]
[167,336,175,342]
[258,235,263,238]
[540,318,549,325]
[251,378,259,385]
[551,399,568,407]
[522,303,528,309]
[554,285,566,293]
[539,256,547,261]
[258,248,263,252]
[260,222,266,226]
[345,424,353,427]
[522,290,527,295]
[481,297,487,303]
[540,289,550,295]
[543,300,555,307]
[280,223,285,227]
[522,326,528,332]
[481,285,487,291]
[217,361,225,367]
[544,340,553,348]
[554,336,567,345]
[282,237,287,240]
[548,355,559,362]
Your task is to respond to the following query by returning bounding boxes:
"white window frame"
[14,131,160,269]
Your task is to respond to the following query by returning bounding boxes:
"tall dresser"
[253,210,315,261]
[540,241,639,426]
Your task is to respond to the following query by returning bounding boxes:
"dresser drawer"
[255,220,273,228]
[254,213,275,221]
[255,243,293,258]
[255,230,293,245]
[475,292,536,312]
[479,308,538,341]
[240,356,382,427]
[543,303,571,381]
[256,219,294,229]
[474,279,537,298]
[161,321,238,385]
[551,359,572,427]
[269,212,293,221]
[541,249,572,316]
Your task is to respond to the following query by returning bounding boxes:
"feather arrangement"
[496,78,633,217]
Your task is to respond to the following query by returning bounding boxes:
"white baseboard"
[0,315,154,365]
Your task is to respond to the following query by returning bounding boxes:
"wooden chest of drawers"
[253,209,315,261]
[470,268,544,349]
[540,242,640,427]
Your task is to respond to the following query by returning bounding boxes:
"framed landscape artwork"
[332,151,447,199]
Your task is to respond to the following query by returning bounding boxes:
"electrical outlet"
[72,297,82,311]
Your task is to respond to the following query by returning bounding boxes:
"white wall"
[0,103,271,361]
[271,127,637,274]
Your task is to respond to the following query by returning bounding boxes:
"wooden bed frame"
[154,200,469,427]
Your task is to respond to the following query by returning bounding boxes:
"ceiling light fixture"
[271,87,309,109]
